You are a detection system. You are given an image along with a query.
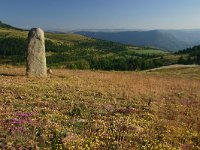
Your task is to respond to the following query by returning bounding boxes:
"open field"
[0,65,200,149]
[147,64,199,71]
[146,65,200,79]
[127,47,169,55]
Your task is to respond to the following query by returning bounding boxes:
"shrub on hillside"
[66,59,90,70]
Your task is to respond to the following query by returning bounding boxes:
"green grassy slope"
[146,65,200,79]
[0,21,23,31]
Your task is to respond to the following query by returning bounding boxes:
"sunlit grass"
[146,65,200,79]
[127,46,169,55]
[0,65,199,149]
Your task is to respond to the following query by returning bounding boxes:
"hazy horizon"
[1,0,200,31]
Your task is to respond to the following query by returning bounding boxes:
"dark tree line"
[88,56,163,71]
[48,53,164,71]
[176,45,200,65]
[0,38,27,55]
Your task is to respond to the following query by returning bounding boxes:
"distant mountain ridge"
[76,30,200,52]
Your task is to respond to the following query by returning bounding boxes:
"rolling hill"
[1,21,199,70]
[0,21,23,31]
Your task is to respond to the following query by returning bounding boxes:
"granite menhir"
[26,28,47,77]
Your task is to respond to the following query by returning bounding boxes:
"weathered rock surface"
[26,28,47,77]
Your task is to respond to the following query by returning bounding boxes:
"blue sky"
[1,0,200,31]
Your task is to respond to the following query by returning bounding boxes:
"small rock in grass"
[47,69,53,74]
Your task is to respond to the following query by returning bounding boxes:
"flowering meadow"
[0,66,200,149]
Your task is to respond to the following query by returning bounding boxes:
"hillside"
[0,65,200,149]
[77,30,200,52]
[1,22,199,70]
[0,22,177,71]
[146,64,200,79]
[0,21,23,31]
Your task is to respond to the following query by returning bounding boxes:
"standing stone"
[26,28,47,77]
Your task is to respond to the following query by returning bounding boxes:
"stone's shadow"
[0,73,24,77]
